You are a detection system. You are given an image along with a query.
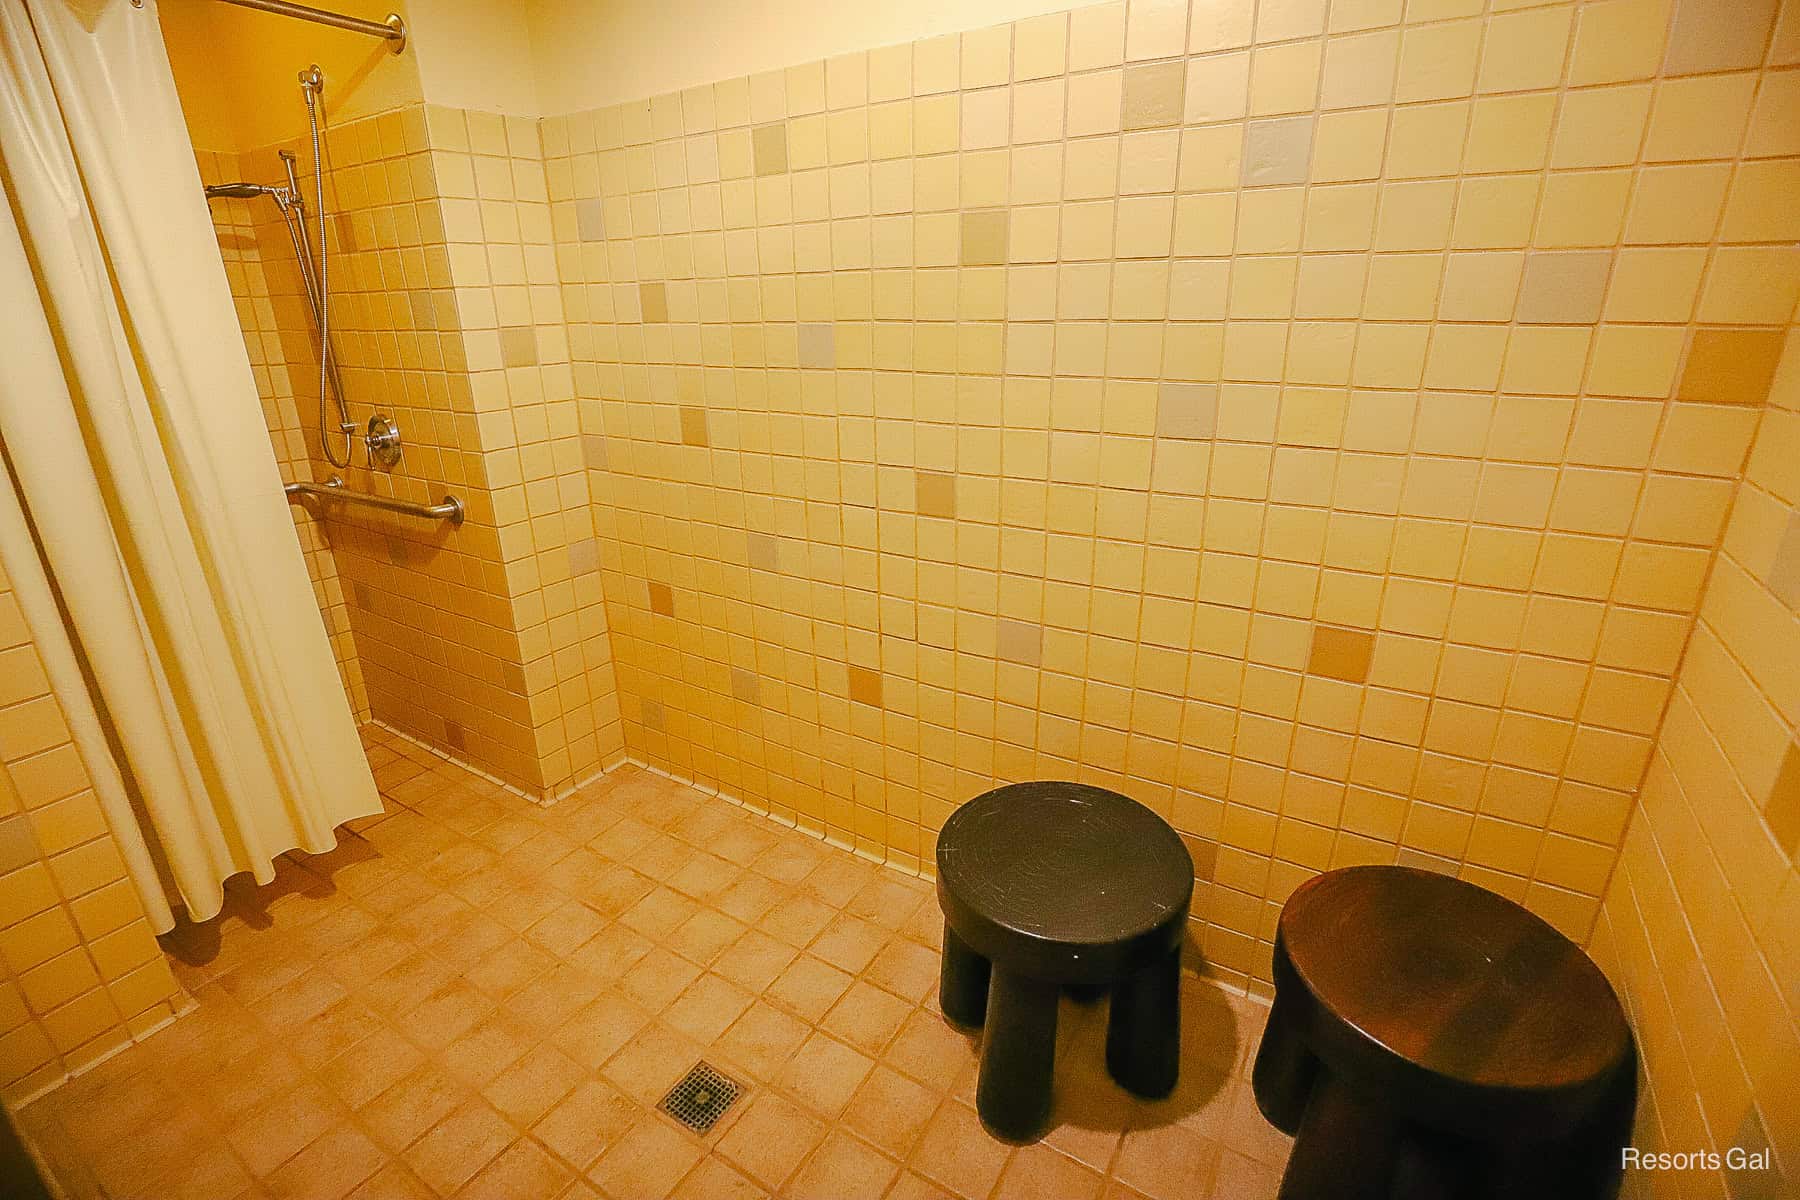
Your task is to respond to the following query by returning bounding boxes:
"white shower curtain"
[0,0,379,930]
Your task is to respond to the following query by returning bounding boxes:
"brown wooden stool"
[936,782,1194,1141]
[1252,866,1637,1200]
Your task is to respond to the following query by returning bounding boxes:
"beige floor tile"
[842,1065,941,1158]
[450,1138,572,1200]
[586,1115,704,1200]
[225,1083,344,1178]
[668,1153,769,1200]
[865,938,941,1003]
[260,1123,385,1200]
[345,1162,436,1200]
[786,1129,902,1200]
[765,954,854,1023]
[1110,1120,1221,1200]
[399,1097,512,1194]
[712,999,811,1080]
[549,990,653,1069]
[713,928,799,993]
[911,1099,1014,1198]
[822,979,915,1055]
[358,1065,469,1154]
[994,1140,1106,1200]
[663,972,757,1043]
[775,1031,876,1118]
[714,1091,826,1190]
[529,1079,640,1170]
[481,1042,587,1126]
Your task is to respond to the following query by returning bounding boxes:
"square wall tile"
[959,211,1009,266]
[500,327,538,367]
[1157,382,1219,439]
[640,283,669,323]
[1123,61,1186,130]
[575,198,605,241]
[798,323,836,368]
[1243,116,1314,187]
[1677,329,1785,405]
[1663,0,1777,75]
[679,407,710,447]
[1768,512,1800,610]
[730,669,761,703]
[1516,252,1612,325]
[1308,625,1375,683]
[847,667,883,707]
[996,620,1043,666]
[1766,739,1800,859]
[752,123,788,175]
[915,471,956,518]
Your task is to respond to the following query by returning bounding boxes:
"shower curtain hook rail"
[212,0,406,54]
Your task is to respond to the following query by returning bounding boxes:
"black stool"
[1253,866,1637,1200]
[935,781,1195,1140]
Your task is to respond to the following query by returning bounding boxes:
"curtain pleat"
[0,0,379,930]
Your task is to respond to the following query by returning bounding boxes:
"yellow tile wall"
[0,561,185,1106]
[538,0,1800,989]
[1592,322,1799,1197]
[196,147,371,720]
[196,104,626,798]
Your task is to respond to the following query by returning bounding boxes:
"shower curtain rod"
[213,0,406,53]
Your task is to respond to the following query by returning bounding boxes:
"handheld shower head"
[204,182,279,200]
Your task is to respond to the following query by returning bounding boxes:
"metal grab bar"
[285,476,464,525]
[215,0,407,52]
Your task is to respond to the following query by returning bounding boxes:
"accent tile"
[1767,740,1800,859]
[752,123,788,175]
[1515,251,1612,325]
[915,470,957,518]
[575,197,605,241]
[640,281,669,323]
[499,326,538,367]
[1307,625,1375,683]
[1156,382,1219,439]
[996,619,1043,666]
[679,406,710,447]
[1123,61,1186,130]
[1663,0,1778,75]
[1241,116,1314,187]
[847,666,884,708]
[959,210,1009,266]
[798,322,836,368]
[1677,329,1785,405]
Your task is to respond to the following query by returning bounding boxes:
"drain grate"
[658,1061,743,1134]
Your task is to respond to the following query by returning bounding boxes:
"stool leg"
[976,967,1059,1141]
[1252,985,1320,1134]
[939,922,991,1028]
[1277,1072,1399,1200]
[1105,945,1181,1099]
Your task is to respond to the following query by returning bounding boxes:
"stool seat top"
[936,782,1193,981]
[1279,866,1629,1099]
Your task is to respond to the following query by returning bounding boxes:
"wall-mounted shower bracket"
[365,414,403,468]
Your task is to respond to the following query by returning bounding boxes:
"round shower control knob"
[365,414,403,468]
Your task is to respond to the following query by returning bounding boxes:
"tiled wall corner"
[1592,321,1800,1197]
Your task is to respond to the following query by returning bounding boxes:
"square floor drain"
[658,1061,743,1134]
